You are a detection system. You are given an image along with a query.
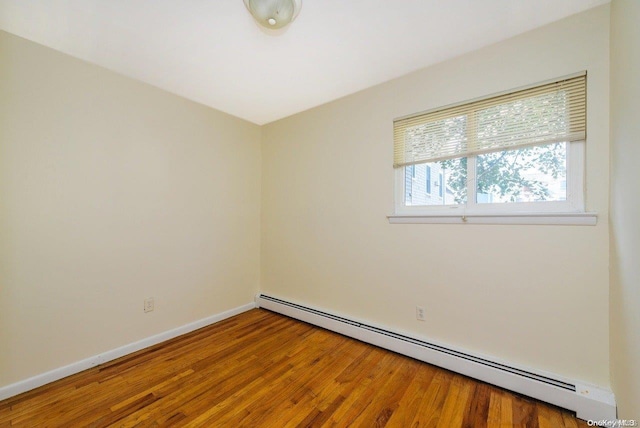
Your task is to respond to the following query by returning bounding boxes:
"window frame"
[390,73,597,225]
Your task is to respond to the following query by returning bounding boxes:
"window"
[392,73,590,223]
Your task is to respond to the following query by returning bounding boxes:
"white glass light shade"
[243,0,302,29]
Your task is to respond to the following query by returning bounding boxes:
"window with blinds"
[394,74,586,168]
[393,73,587,216]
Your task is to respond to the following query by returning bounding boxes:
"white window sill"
[387,212,597,225]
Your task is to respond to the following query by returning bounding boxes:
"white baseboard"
[256,293,616,421]
[0,302,256,402]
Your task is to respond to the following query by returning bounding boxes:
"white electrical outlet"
[416,306,425,321]
[144,297,154,313]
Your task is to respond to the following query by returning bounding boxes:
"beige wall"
[0,31,261,387]
[1,4,623,401]
[610,0,640,417]
[262,6,611,387]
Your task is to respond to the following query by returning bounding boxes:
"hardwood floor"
[0,309,588,427]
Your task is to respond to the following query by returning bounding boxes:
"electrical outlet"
[144,297,154,313]
[416,306,425,321]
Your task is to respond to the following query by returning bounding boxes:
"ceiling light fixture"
[243,0,302,29]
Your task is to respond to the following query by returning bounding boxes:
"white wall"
[262,6,611,387]
[0,31,261,387]
[610,0,640,417]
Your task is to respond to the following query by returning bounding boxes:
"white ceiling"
[0,0,609,125]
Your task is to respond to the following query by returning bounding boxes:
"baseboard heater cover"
[256,294,615,421]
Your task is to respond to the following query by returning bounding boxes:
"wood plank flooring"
[0,309,588,427]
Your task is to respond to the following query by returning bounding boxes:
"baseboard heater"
[256,294,615,421]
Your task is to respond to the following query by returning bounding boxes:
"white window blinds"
[393,74,586,168]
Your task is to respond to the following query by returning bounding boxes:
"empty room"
[0,0,638,426]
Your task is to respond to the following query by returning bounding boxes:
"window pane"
[405,158,467,206]
[404,165,414,205]
[476,142,567,203]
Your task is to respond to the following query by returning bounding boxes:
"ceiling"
[0,0,609,125]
